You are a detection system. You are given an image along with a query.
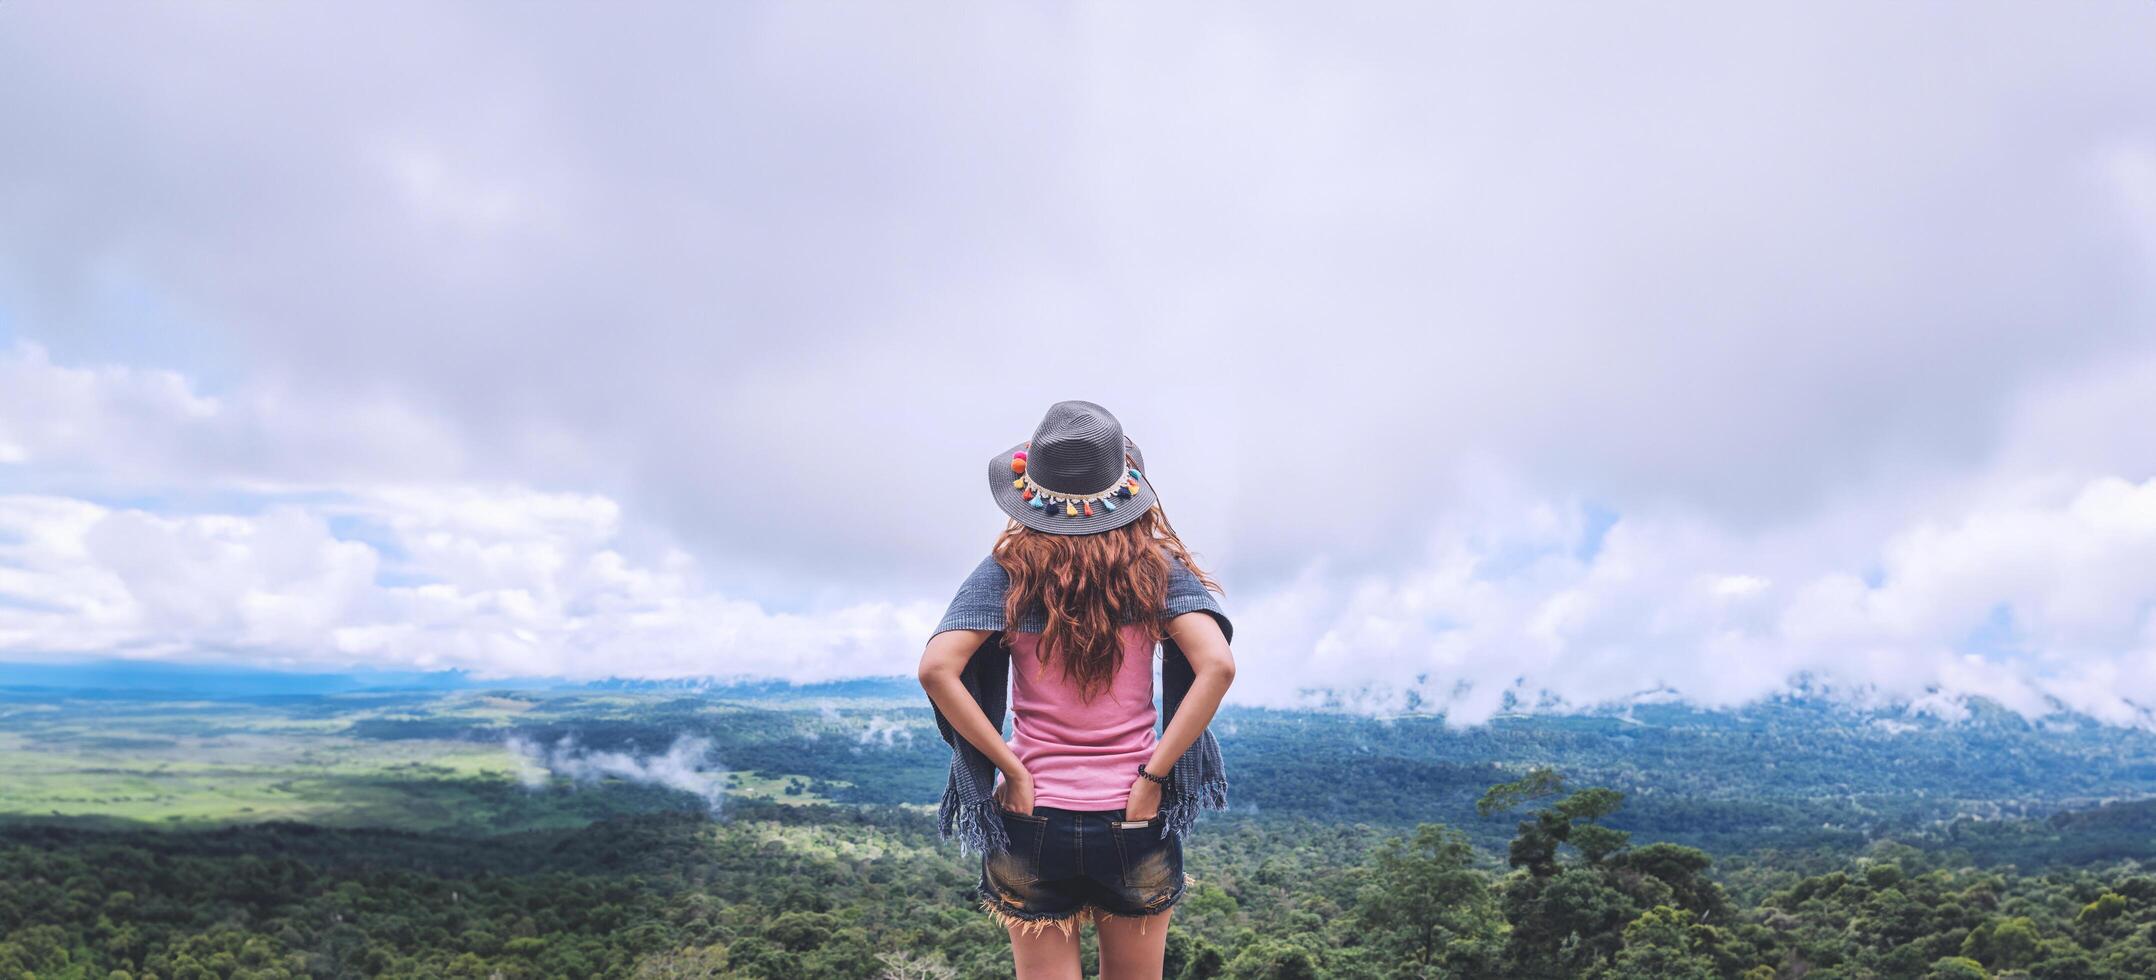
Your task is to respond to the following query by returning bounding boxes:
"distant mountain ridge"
[0,660,532,697]
[2,660,2142,734]
[0,660,922,701]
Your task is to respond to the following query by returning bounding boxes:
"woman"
[918,399,1237,979]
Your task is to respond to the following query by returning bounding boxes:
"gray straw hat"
[988,400,1157,534]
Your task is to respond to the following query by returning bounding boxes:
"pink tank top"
[1005,623,1160,810]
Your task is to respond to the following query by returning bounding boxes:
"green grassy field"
[13,681,2156,856]
[0,691,856,832]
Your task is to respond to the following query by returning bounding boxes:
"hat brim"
[987,436,1156,534]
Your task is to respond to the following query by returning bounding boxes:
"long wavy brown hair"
[994,502,1223,705]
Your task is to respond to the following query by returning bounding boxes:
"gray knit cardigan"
[928,550,1233,858]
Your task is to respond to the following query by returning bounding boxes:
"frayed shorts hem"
[976,871,1196,938]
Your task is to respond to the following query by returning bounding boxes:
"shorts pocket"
[994,798,1049,823]
[1110,820,1183,910]
[985,805,1047,887]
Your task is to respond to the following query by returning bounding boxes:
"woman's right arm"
[917,629,1036,808]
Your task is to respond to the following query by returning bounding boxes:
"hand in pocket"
[1123,775,1162,822]
[994,770,1037,816]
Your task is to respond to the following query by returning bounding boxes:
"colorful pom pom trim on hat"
[1012,454,1143,519]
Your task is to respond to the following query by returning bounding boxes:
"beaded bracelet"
[1135,763,1171,786]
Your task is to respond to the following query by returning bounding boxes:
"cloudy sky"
[4,2,2156,724]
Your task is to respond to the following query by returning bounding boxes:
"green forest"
[3,684,2156,978]
[7,774,2156,978]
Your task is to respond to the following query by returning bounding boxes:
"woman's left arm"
[1128,611,1236,818]
[917,628,1039,808]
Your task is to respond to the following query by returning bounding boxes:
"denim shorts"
[977,800,1193,938]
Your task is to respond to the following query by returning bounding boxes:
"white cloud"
[1229,465,2156,727]
[0,340,218,469]
[856,715,915,749]
[10,336,2156,728]
[7,2,2156,599]
[3,4,2156,728]
[0,339,469,490]
[0,481,939,681]
[507,733,729,812]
